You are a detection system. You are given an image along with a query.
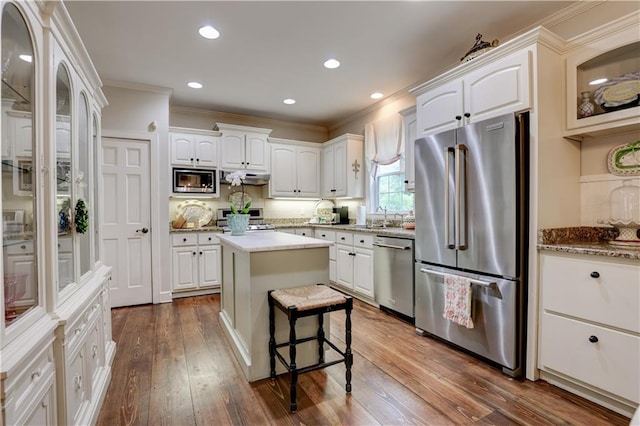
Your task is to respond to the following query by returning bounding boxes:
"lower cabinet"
[54,268,114,426]
[538,252,640,417]
[171,232,221,295]
[279,227,313,237]
[335,232,374,299]
[314,229,336,283]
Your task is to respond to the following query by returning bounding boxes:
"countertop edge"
[537,243,640,260]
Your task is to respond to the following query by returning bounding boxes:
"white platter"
[176,200,213,227]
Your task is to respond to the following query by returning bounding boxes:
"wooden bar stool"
[268,284,353,413]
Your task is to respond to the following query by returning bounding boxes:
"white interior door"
[101,137,152,307]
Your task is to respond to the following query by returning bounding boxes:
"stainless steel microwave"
[172,168,218,195]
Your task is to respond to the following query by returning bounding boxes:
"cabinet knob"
[199,251,203,255]
[588,335,599,343]
[192,251,196,255]
[190,158,194,161]
[183,238,187,242]
[321,234,326,237]
[590,271,600,278]
[196,158,200,162]
[341,237,345,240]
[360,240,364,243]
[246,162,250,165]
[302,233,306,236]
[455,115,462,121]
[208,237,212,241]
[464,112,471,118]
[21,245,26,249]
[241,161,245,165]
[404,180,409,184]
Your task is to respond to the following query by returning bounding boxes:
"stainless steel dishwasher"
[373,236,415,321]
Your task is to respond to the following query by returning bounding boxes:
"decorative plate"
[313,199,335,221]
[607,141,640,176]
[593,72,640,111]
[176,200,213,227]
[229,191,252,210]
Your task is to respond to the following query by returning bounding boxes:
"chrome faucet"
[377,205,387,228]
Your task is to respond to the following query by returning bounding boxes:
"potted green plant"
[225,170,251,235]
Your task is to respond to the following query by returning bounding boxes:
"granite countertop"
[217,232,333,253]
[169,222,416,239]
[537,227,640,260]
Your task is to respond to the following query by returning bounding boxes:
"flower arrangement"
[225,170,251,214]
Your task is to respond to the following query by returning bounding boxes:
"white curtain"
[364,113,405,178]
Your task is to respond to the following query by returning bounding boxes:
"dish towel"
[443,274,474,329]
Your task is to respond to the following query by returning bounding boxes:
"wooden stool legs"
[268,286,353,413]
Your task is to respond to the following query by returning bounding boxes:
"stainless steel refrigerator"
[414,112,528,377]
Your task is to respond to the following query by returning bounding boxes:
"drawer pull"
[21,245,26,249]
[590,271,600,278]
[588,335,599,343]
[321,234,326,237]
[31,369,42,380]
[92,344,98,358]
[341,237,345,240]
[360,240,364,243]
[74,375,83,390]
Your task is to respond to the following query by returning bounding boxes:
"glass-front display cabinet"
[1,1,39,329]
[565,15,640,136]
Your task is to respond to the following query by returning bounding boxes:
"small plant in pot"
[225,170,251,234]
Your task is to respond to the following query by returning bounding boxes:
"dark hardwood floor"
[97,295,628,425]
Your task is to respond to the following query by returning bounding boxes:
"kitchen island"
[217,232,333,381]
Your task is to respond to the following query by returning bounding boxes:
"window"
[374,159,414,212]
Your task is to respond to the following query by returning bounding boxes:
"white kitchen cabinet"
[335,231,374,299]
[169,129,220,168]
[538,252,640,417]
[171,232,221,295]
[399,106,417,191]
[216,123,272,172]
[269,139,321,198]
[563,14,639,138]
[322,134,364,199]
[5,112,70,158]
[279,228,313,237]
[413,48,531,137]
[314,229,336,282]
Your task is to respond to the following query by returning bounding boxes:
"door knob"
[136,227,149,234]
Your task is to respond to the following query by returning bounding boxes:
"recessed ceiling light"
[187,81,203,89]
[324,58,340,69]
[370,92,384,99]
[199,25,220,40]
[283,98,296,105]
[589,77,608,85]
[19,54,32,63]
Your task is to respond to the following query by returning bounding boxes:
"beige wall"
[170,106,328,143]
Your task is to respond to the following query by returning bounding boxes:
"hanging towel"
[443,274,474,329]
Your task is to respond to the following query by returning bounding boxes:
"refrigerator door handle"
[419,267,495,288]
[455,144,468,250]
[444,147,455,249]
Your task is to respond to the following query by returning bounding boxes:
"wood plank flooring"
[97,295,629,425]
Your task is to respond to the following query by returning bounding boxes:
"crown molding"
[103,80,173,96]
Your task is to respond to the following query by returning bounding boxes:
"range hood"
[220,170,271,186]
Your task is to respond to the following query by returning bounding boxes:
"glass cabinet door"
[55,63,73,292]
[2,3,38,327]
[78,93,91,276]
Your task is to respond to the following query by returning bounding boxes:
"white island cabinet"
[217,232,332,381]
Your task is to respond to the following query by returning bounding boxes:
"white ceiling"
[65,1,576,128]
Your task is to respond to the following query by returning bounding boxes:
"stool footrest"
[275,335,318,349]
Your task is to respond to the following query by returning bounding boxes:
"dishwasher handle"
[373,242,411,250]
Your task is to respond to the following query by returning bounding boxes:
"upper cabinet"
[322,134,364,199]
[216,123,272,173]
[412,48,531,138]
[399,107,416,192]
[563,12,639,138]
[269,138,321,198]
[169,128,220,168]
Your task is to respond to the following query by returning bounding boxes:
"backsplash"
[580,174,640,226]
[168,183,363,224]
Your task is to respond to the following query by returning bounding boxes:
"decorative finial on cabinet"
[352,159,360,178]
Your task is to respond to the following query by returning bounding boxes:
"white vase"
[578,91,595,118]
[227,214,250,236]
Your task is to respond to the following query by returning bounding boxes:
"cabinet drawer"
[541,253,640,333]
[8,344,55,420]
[65,296,101,354]
[540,312,640,403]
[172,233,198,246]
[58,236,73,252]
[314,229,336,242]
[86,318,103,386]
[198,232,219,245]
[5,240,34,255]
[336,232,353,245]
[353,233,374,249]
